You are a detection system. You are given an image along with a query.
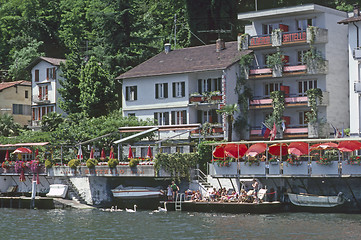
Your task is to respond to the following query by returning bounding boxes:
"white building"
[238,4,349,139]
[116,41,251,142]
[339,5,361,137]
[28,57,66,129]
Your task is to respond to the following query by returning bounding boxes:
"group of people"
[166,181,179,201]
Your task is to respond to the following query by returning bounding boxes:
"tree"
[41,112,64,132]
[79,56,115,117]
[0,114,21,137]
[217,104,239,142]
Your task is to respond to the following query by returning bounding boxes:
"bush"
[86,158,98,168]
[45,159,53,168]
[68,159,80,169]
[108,158,119,168]
[129,159,139,167]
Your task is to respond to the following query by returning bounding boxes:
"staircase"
[58,177,87,205]
[193,169,214,192]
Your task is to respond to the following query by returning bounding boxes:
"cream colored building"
[0,81,32,127]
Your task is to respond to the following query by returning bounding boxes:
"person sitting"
[209,188,217,202]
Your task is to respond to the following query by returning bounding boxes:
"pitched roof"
[0,80,31,92]
[27,56,66,70]
[116,41,252,80]
[338,15,361,24]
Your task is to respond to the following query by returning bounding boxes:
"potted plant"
[304,49,326,74]
[129,158,139,168]
[244,158,260,166]
[271,28,283,47]
[266,49,286,77]
[210,91,222,101]
[108,158,119,168]
[189,92,203,103]
[239,33,249,50]
[347,155,361,165]
[68,159,80,173]
[285,155,302,166]
[86,158,98,169]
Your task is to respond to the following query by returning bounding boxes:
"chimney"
[354,4,360,17]
[164,43,171,54]
[216,39,225,52]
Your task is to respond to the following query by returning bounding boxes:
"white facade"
[30,58,66,128]
[238,4,349,139]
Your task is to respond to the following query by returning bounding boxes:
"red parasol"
[337,141,361,152]
[146,146,152,159]
[5,150,9,161]
[268,143,288,156]
[77,146,83,160]
[245,143,267,157]
[100,148,105,160]
[128,145,134,159]
[89,147,94,159]
[310,142,338,151]
[109,146,114,159]
[224,143,248,158]
[13,147,32,154]
[212,145,226,158]
[288,142,309,156]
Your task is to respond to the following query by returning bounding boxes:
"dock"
[52,198,95,209]
[0,196,54,209]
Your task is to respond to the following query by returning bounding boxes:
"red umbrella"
[310,142,338,151]
[288,142,309,156]
[89,147,94,159]
[338,141,361,152]
[212,145,226,158]
[100,148,105,160]
[77,146,83,160]
[4,150,9,161]
[224,143,248,158]
[109,146,114,159]
[245,143,267,157]
[13,147,32,154]
[146,146,152,159]
[268,143,288,156]
[128,145,134,159]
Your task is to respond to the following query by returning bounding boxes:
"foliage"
[41,112,64,132]
[0,114,21,137]
[68,159,80,169]
[214,159,233,167]
[129,158,139,168]
[154,152,199,182]
[108,158,119,168]
[217,104,239,142]
[244,158,260,166]
[197,140,218,171]
[86,158,98,168]
[347,155,361,165]
[285,155,302,166]
[239,53,254,66]
[306,88,323,124]
[266,49,286,68]
[45,159,53,168]
[265,90,285,127]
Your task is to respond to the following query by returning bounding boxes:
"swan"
[126,205,137,212]
[158,202,167,212]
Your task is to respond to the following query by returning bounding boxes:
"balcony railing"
[33,95,50,104]
[250,126,308,136]
[249,96,308,108]
[189,93,223,104]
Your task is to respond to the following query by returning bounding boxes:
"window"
[126,86,137,101]
[154,112,169,125]
[299,111,309,126]
[197,78,222,94]
[172,82,185,97]
[197,109,218,124]
[46,68,56,80]
[176,147,183,153]
[141,147,148,158]
[296,19,313,31]
[35,70,39,82]
[297,50,308,65]
[25,90,29,99]
[171,110,187,125]
[298,80,317,96]
[128,113,135,117]
[264,82,282,96]
[13,104,31,115]
[155,83,168,99]
[38,85,49,100]
[161,147,171,154]
[262,23,279,35]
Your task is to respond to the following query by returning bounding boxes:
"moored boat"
[111,185,163,199]
[288,192,345,208]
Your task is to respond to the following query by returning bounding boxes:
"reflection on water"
[1,208,361,239]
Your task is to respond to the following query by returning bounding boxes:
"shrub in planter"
[45,159,53,169]
[68,159,80,169]
[108,158,119,168]
[86,158,98,168]
[129,159,139,168]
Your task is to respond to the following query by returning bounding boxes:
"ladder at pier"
[175,193,184,211]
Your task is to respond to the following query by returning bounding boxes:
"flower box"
[189,96,203,103]
[240,162,266,175]
[209,162,238,176]
[342,161,361,175]
[283,162,308,175]
[211,95,222,101]
[311,161,339,175]
[268,162,280,175]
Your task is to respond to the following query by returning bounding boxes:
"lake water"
[2,208,361,239]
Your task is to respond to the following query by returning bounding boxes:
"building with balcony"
[116,41,251,142]
[28,57,66,129]
[238,4,348,140]
[338,5,361,137]
[0,80,31,127]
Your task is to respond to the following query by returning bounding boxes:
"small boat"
[288,192,345,208]
[111,185,163,199]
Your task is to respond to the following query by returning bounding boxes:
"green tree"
[41,112,64,132]
[217,104,239,142]
[79,56,115,117]
[0,114,21,137]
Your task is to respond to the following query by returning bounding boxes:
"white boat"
[288,192,345,208]
[111,185,163,199]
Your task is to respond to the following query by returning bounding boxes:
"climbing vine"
[266,90,285,127]
[306,88,323,124]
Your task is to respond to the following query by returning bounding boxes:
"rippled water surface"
[2,208,361,239]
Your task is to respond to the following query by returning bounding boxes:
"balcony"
[191,124,224,137]
[249,96,308,109]
[250,126,308,140]
[189,92,223,105]
[33,95,50,104]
